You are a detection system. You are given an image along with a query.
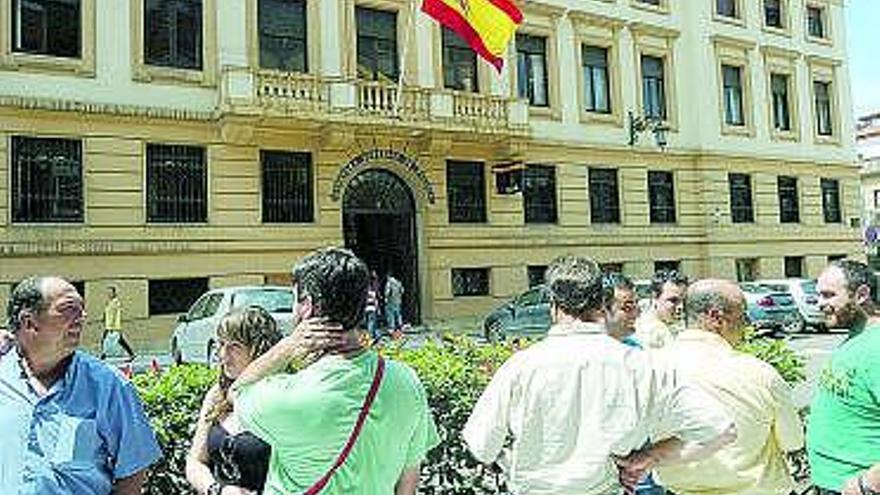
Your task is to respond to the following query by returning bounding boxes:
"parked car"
[634,279,653,313]
[758,278,826,332]
[170,286,296,364]
[483,285,551,342]
[739,281,804,334]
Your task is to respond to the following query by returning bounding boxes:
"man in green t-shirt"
[810,259,880,495]
[230,247,440,495]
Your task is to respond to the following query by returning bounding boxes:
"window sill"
[0,52,95,77]
[714,15,746,28]
[815,134,840,146]
[721,124,754,137]
[146,221,210,226]
[133,64,215,87]
[580,111,622,126]
[528,105,562,121]
[630,1,670,15]
[806,35,833,47]
[9,221,85,227]
[770,129,800,142]
[762,25,791,38]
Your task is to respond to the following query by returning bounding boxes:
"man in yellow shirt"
[101,286,135,361]
[654,279,804,495]
[634,270,688,349]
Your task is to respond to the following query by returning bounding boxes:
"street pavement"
[786,330,848,409]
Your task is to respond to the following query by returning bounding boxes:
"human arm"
[462,358,516,465]
[112,470,147,495]
[842,463,880,495]
[185,384,221,495]
[395,466,421,495]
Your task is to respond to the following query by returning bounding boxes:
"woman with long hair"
[186,306,282,495]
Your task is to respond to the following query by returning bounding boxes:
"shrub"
[736,329,806,384]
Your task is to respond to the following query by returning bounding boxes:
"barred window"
[601,262,624,274]
[356,7,397,81]
[11,136,83,223]
[821,178,841,224]
[524,164,557,224]
[735,258,759,282]
[589,167,620,224]
[147,144,207,223]
[778,176,800,224]
[452,268,490,297]
[12,0,80,57]
[447,160,486,223]
[648,170,676,224]
[527,265,547,288]
[442,27,478,92]
[148,277,209,315]
[655,260,681,274]
[259,0,307,72]
[729,173,754,223]
[145,0,202,70]
[784,256,804,278]
[261,150,313,223]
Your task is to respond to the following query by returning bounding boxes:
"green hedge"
[133,332,803,494]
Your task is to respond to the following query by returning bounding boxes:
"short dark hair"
[6,276,48,333]
[545,256,608,317]
[292,247,369,330]
[830,259,877,299]
[602,272,634,293]
[651,269,689,297]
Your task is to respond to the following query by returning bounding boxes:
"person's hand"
[841,475,861,495]
[614,450,658,495]
[220,485,255,495]
[0,330,13,358]
[288,318,359,365]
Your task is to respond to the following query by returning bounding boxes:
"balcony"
[220,67,527,135]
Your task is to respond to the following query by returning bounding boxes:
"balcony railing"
[452,91,509,125]
[255,70,329,112]
[356,80,430,120]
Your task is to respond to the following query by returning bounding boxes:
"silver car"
[170,285,296,364]
[757,278,826,332]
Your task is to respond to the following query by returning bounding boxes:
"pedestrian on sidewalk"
[366,270,381,343]
[0,276,161,494]
[653,279,804,495]
[808,260,880,495]
[100,286,136,361]
[384,272,404,334]
[464,255,736,495]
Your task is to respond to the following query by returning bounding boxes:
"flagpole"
[393,0,416,119]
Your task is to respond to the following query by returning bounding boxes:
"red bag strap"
[303,355,386,495]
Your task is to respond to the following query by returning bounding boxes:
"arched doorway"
[342,169,420,324]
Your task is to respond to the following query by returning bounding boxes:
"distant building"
[0,0,860,347]
[858,112,880,265]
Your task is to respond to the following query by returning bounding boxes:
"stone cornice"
[0,95,217,121]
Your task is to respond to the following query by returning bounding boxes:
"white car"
[170,286,297,364]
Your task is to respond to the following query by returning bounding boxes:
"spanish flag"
[422,0,523,72]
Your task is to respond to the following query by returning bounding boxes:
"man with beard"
[809,260,880,495]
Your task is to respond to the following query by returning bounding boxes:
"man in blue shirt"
[0,276,162,495]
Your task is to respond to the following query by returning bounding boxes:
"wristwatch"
[207,481,224,495]
[860,475,880,495]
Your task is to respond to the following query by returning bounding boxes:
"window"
[149,278,209,315]
[451,268,490,297]
[821,178,841,223]
[12,0,80,57]
[778,176,800,224]
[648,171,676,224]
[814,81,833,136]
[735,258,759,282]
[527,265,547,288]
[600,262,624,274]
[147,144,207,223]
[589,168,620,224]
[828,254,845,263]
[638,0,661,5]
[722,65,745,126]
[874,190,880,209]
[641,55,666,120]
[442,27,478,92]
[771,73,791,131]
[447,161,486,223]
[582,45,610,114]
[356,7,397,81]
[516,34,549,107]
[764,0,783,28]
[784,256,804,278]
[524,165,557,224]
[807,6,825,38]
[144,0,203,70]
[258,0,307,72]
[261,150,313,223]
[729,173,754,223]
[11,136,83,223]
[717,0,737,18]
[655,260,680,274]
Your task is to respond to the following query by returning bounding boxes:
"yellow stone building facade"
[0,0,860,348]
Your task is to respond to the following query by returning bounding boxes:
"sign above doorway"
[331,148,436,205]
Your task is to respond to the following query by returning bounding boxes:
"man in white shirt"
[463,256,735,495]
[634,270,688,349]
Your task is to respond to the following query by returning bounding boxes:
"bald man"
[0,276,161,495]
[653,279,804,495]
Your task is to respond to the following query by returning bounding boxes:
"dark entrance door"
[342,169,420,324]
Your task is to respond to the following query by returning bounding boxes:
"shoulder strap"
[303,355,386,495]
